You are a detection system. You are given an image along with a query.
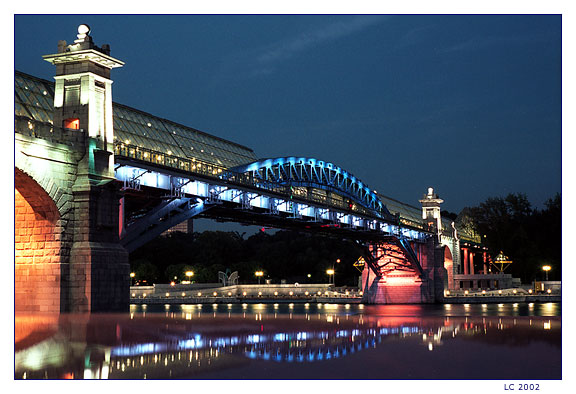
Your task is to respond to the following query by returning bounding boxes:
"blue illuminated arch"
[232,157,390,218]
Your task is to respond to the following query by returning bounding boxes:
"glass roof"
[378,195,422,224]
[15,71,257,169]
[14,73,54,124]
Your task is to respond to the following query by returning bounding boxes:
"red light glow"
[383,275,420,285]
[63,118,80,129]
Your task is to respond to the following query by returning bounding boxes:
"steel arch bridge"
[232,157,388,219]
[114,153,430,255]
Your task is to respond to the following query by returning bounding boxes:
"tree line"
[130,229,364,286]
[456,193,561,283]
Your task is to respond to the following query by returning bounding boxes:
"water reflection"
[15,303,561,380]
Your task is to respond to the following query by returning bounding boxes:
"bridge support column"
[67,181,129,312]
[361,236,447,304]
[463,248,469,275]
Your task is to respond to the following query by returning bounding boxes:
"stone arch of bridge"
[15,167,63,313]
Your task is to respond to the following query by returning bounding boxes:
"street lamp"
[185,271,194,284]
[326,269,335,285]
[130,272,135,286]
[330,259,341,286]
[255,271,264,284]
[542,265,551,281]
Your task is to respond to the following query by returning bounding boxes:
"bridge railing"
[399,217,430,231]
[15,116,86,146]
[114,142,228,177]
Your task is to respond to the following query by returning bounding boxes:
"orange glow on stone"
[63,118,80,129]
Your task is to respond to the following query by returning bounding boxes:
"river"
[15,302,561,380]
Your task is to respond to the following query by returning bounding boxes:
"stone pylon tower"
[419,187,444,241]
[43,25,129,312]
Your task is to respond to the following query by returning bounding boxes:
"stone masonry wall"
[15,188,62,312]
[16,131,130,312]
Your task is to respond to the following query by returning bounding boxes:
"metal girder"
[122,169,150,191]
[121,199,211,253]
[360,237,424,278]
[397,237,423,275]
[115,162,432,250]
[167,177,191,198]
[231,157,389,218]
[362,247,383,278]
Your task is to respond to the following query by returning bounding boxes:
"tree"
[461,193,560,283]
[132,260,160,284]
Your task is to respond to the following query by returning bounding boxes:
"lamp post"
[331,259,341,286]
[326,269,335,285]
[130,272,135,286]
[185,271,194,283]
[542,265,551,281]
[255,271,264,285]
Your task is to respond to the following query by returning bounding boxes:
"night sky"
[14,14,561,220]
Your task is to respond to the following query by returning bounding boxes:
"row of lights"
[254,264,340,286]
[446,287,553,296]
[132,290,364,298]
[133,264,349,288]
[118,142,227,173]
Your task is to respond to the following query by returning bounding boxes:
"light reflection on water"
[15,303,561,380]
[135,301,561,318]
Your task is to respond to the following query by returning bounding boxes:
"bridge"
[15,25,487,313]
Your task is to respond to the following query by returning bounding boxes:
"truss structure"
[361,237,424,278]
[232,157,389,218]
[116,157,431,252]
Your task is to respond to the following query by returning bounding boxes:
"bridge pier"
[361,231,448,304]
[15,25,130,313]
[15,149,130,313]
[67,182,129,312]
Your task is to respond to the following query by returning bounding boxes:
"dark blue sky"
[14,14,561,216]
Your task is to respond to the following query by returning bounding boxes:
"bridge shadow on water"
[15,302,561,380]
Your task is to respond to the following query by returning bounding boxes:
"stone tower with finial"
[43,23,124,181]
[419,187,444,240]
[41,25,129,312]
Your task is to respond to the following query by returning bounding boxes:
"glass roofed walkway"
[15,71,258,173]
